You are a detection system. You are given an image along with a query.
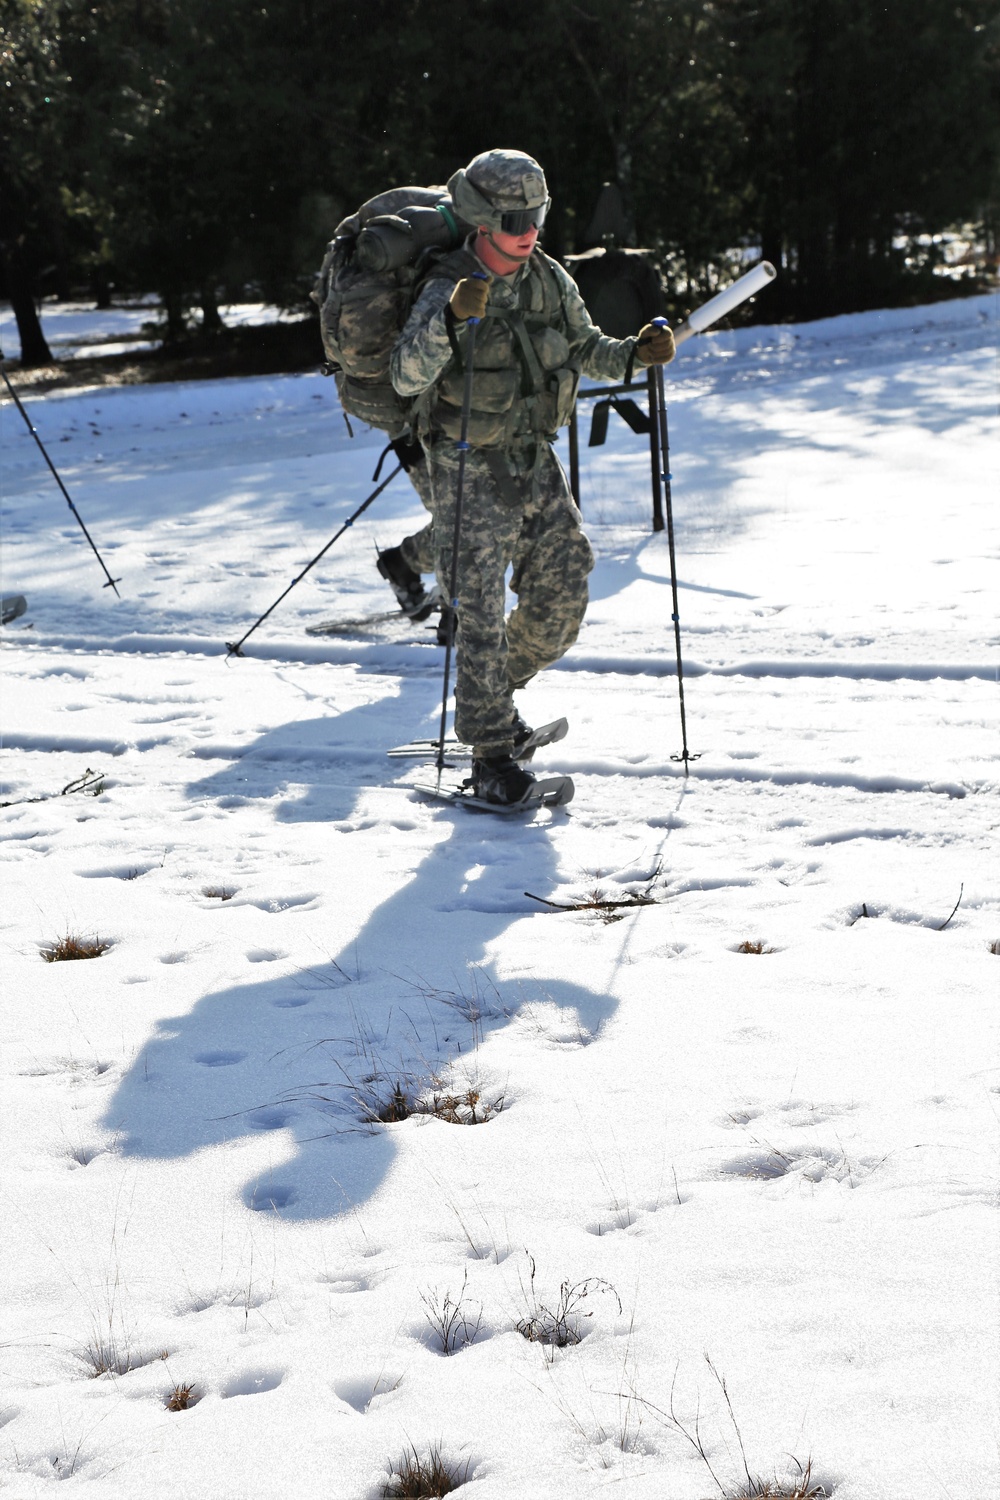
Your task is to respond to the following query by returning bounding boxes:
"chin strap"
[483,231,533,266]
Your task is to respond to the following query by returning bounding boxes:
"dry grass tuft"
[79,1339,166,1379]
[79,1336,131,1378]
[628,1359,827,1499]
[41,934,111,962]
[989,939,1000,955]
[362,1080,502,1127]
[421,1087,503,1125]
[369,1083,415,1123]
[517,1255,620,1354]
[384,1443,471,1497]
[734,1458,825,1498]
[736,940,775,955]
[203,885,234,900]
[421,1270,482,1355]
[165,1382,199,1411]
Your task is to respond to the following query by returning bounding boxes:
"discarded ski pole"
[225,462,403,658]
[651,319,698,773]
[435,274,487,776]
[0,351,122,596]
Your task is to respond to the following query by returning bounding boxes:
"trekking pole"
[435,274,487,776]
[651,318,698,772]
[225,462,403,657]
[0,350,122,596]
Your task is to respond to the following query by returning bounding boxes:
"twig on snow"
[936,883,964,931]
[1,767,105,809]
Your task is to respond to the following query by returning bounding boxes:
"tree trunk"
[162,291,187,344]
[200,287,225,333]
[0,246,53,365]
[614,139,638,248]
[92,265,112,310]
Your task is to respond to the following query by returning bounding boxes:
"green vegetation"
[3,0,997,362]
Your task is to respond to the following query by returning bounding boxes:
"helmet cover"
[448,149,549,233]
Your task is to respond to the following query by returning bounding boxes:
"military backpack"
[311,186,470,438]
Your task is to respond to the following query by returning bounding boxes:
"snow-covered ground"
[0,301,293,361]
[1,292,997,1500]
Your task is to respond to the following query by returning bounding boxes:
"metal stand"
[571,376,662,532]
[568,405,580,508]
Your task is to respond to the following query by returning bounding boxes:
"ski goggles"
[498,199,550,235]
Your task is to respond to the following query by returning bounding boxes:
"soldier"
[390,148,675,807]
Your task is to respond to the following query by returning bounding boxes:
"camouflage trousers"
[398,456,437,575]
[424,442,594,758]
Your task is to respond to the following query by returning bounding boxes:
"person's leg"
[505,448,594,692]
[400,523,436,575]
[398,454,437,574]
[427,452,523,758]
[377,454,439,617]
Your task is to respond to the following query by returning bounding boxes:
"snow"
[1,291,998,1500]
[0,301,295,361]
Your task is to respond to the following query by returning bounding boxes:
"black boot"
[436,606,457,647]
[470,754,538,806]
[376,546,438,622]
[510,710,535,759]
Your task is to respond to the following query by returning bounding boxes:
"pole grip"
[466,269,490,327]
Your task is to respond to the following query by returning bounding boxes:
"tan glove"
[448,273,492,322]
[635,321,676,366]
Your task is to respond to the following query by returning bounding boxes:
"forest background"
[3,0,999,368]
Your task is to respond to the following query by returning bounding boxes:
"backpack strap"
[504,309,547,394]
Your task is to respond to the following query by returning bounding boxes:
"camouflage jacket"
[390,243,638,451]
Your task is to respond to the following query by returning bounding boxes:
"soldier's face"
[477,225,539,268]
[491,226,538,258]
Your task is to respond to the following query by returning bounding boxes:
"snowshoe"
[413,767,574,814]
[511,711,569,762]
[307,609,407,636]
[1,595,27,625]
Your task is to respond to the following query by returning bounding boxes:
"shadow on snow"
[101,688,618,1222]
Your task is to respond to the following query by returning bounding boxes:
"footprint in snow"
[62,1143,106,1168]
[247,1183,296,1212]
[720,1146,874,1185]
[318,1272,371,1294]
[21,1058,114,1082]
[721,1099,852,1129]
[245,893,320,913]
[221,1369,283,1398]
[247,1107,293,1131]
[333,1372,402,1413]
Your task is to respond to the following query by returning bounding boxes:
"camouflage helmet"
[448,149,550,234]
